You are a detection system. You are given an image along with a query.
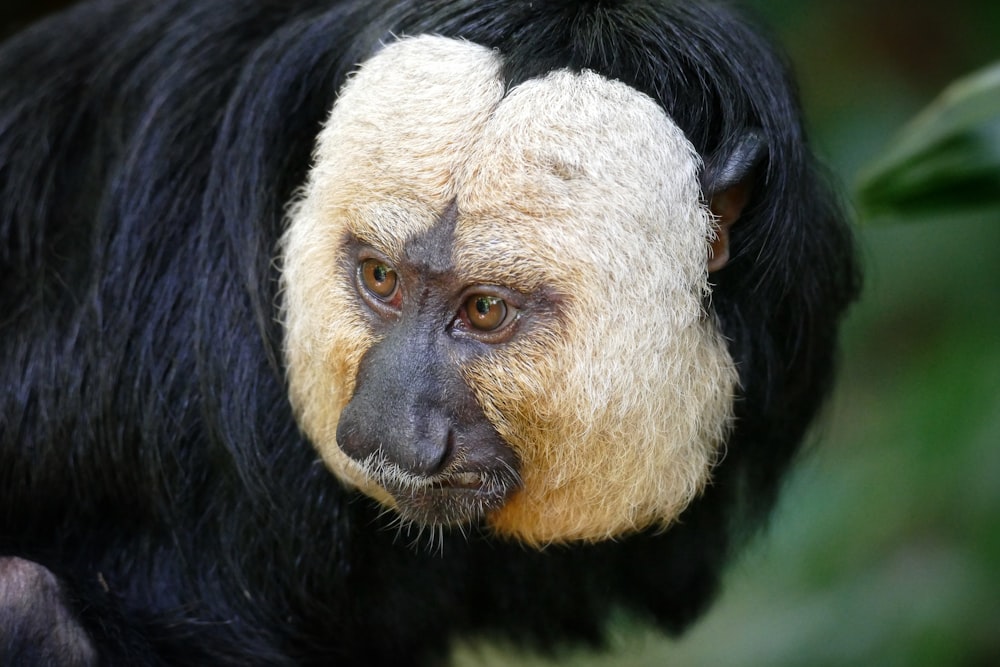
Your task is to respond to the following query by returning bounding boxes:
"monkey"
[0,0,860,665]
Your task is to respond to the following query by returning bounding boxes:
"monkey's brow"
[343,202,442,258]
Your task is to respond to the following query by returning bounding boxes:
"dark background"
[3,2,998,665]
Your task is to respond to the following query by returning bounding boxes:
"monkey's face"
[281,36,738,546]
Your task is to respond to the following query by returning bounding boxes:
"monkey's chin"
[381,477,520,529]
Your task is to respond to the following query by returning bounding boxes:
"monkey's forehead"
[305,35,708,287]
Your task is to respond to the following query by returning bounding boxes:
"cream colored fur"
[281,35,738,545]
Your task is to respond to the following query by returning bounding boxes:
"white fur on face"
[281,35,738,545]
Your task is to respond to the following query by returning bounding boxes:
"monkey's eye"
[358,258,399,302]
[461,294,513,333]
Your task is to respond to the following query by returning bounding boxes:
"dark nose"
[333,311,462,478]
[336,385,454,477]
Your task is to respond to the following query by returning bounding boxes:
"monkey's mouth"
[425,472,489,491]
[375,468,521,528]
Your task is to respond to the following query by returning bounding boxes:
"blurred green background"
[455,1,1000,665]
[2,2,997,665]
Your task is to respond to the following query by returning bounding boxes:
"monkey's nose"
[336,403,453,478]
[403,416,454,476]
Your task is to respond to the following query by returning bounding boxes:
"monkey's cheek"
[313,442,399,509]
[484,454,714,546]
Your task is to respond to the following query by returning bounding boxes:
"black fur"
[0,1,860,665]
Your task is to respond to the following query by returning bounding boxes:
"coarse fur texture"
[0,0,860,665]
[0,558,97,666]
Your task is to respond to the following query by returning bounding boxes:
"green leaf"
[856,62,1000,224]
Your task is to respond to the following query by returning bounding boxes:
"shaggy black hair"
[0,1,859,664]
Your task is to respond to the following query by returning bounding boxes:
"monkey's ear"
[702,131,765,272]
